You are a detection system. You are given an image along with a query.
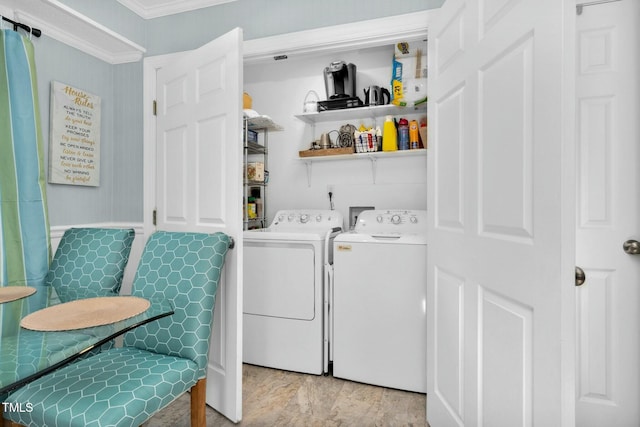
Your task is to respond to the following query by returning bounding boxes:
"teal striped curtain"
[0,29,51,290]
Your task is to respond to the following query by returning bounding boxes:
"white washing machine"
[332,209,427,393]
[243,209,343,375]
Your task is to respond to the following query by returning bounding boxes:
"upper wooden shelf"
[294,103,426,124]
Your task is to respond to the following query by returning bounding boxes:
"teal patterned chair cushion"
[124,231,229,377]
[4,231,231,427]
[5,347,199,427]
[46,228,135,302]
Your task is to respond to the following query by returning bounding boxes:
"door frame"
[142,8,576,422]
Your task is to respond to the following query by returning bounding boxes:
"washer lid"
[334,231,427,245]
[243,229,326,241]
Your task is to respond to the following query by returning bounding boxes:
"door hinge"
[152,209,157,226]
[152,100,157,116]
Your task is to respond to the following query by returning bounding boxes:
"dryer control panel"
[354,210,427,235]
[271,209,344,232]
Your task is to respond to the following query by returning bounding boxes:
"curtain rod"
[1,16,42,38]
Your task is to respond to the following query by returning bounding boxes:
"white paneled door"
[575,1,640,425]
[155,28,243,422]
[426,1,575,426]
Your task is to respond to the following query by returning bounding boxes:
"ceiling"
[116,0,237,19]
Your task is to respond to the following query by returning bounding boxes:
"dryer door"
[244,241,317,320]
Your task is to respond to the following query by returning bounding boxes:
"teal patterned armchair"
[4,231,231,427]
[47,228,135,302]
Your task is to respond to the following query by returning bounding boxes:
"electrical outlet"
[326,185,335,210]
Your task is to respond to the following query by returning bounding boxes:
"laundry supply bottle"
[375,126,382,151]
[409,120,419,149]
[382,115,398,151]
[398,118,409,150]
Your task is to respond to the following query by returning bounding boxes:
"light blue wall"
[34,36,116,225]
[41,0,439,226]
[41,0,146,225]
[112,61,145,222]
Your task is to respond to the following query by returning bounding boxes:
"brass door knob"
[623,240,640,255]
[575,266,586,287]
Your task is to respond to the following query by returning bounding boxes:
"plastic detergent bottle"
[409,120,420,149]
[375,126,382,151]
[382,115,398,151]
[398,118,409,150]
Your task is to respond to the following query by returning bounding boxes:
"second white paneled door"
[427,0,575,426]
[155,28,244,422]
[575,1,640,425]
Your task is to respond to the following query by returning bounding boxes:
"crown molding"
[117,0,237,19]
[2,0,145,64]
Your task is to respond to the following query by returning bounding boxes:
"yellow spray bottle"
[382,115,398,151]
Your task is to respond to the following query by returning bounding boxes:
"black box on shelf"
[318,97,363,111]
[246,129,258,143]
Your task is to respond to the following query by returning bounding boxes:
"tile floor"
[144,364,427,426]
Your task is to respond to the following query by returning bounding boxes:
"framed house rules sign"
[49,81,101,186]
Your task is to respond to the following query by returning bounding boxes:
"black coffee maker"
[323,61,357,99]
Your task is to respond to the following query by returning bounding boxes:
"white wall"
[243,41,428,226]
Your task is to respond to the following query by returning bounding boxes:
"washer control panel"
[271,209,344,231]
[356,210,427,234]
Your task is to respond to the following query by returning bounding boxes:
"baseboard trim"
[50,222,145,239]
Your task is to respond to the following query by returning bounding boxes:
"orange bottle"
[409,120,419,149]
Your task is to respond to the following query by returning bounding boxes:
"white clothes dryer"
[243,209,343,375]
[332,209,427,393]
